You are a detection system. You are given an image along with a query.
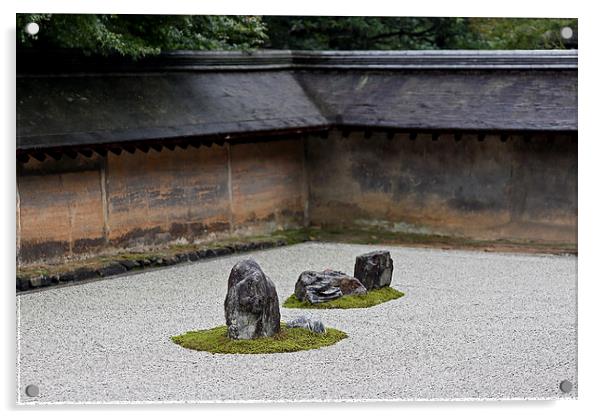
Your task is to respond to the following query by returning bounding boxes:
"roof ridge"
[17,49,578,74]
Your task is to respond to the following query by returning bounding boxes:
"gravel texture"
[16,242,577,403]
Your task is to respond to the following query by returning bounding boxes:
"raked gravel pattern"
[17,242,577,403]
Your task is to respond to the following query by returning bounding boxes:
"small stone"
[72,268,98,281]
[97,263,127,277]
[196,250,208,259]
[205,249,217,258]
[164,256,178,265]
[224,259,281,340]
[29,276,44,288]
[214,247,232,256]
[188,252,199,261]
[119,260,140,270]
[233,243,251,252]
[286,316,326,334]
[58,272,76,282]
[28,275,53,288]
[294,269,367,304]
[16,276,31,291]
[354,250,394,290]
[40,275,53,286]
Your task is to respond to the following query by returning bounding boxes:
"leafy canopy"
[17,14,268,58]
[17,14,577,58]
[264,16,577,50]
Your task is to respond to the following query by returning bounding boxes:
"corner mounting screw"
[25,384,39,397]
[561,27,573,40]
[25,22,40,36]
[559,380,573,393]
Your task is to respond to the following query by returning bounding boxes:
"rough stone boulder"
[224,259,281,340]
[294,269,367,304]
[353,250,394,290]
[286,316,326,334]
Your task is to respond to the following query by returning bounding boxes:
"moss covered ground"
[17,230,308,279]
[303,226,576,254]
[171,324,347,354]
[283,286,405,309]
[18,226,575,280]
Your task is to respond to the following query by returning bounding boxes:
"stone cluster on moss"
[287,250,399,308]
[283,286,405,309]
[172,250,403,354]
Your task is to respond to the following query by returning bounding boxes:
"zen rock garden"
[172,250,404,354]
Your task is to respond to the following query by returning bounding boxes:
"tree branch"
[368,24,437,41]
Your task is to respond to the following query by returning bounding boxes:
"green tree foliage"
[16,14,267,58]
[17,14,577,58]
[264,17,480,50]
[264,16,577,50]
[469,18,577,49]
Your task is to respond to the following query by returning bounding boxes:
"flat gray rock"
[294,269,367,304]
[286,315,326,334]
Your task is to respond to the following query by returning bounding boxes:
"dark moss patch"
[305,226,576,255]
[17,229,308,282]
[171,324,347,354]
[271,228,311,245]
[283,286,405,309]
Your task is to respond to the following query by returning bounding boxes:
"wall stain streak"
[307,131,576,244]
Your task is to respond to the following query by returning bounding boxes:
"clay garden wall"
[306,131,577,244]
[16,131,577,265]
[17,139,306,264]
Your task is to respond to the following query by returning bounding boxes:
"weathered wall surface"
[16,132,577,264]
[230,140,306,234]
[106,146,231,249]
[17,139,306,264]
[17,156,106,262]
[306,131,577,244]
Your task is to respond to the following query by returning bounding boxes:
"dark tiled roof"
[17,50,577,152]
[295,69,577,132]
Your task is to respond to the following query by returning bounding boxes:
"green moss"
[270,228,311,245]
[17,267,50,278]
[17,226,576,280]
[16,230,306,279]
[283,286,405,309]
[171,324,347,354]
[305,226,577,254]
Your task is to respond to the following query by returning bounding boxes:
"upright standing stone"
[354,251,394,290]
[224,259,281,340]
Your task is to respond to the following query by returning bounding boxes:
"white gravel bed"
[16,242,577,403]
